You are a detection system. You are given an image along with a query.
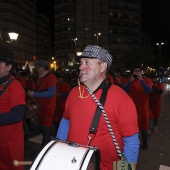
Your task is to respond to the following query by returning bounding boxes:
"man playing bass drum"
[57,45,140,170]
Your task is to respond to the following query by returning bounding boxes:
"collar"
[93,78,108,93]
[0,74,11,85]
[39,70,49,77]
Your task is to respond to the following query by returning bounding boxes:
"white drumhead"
[30,140,96,170]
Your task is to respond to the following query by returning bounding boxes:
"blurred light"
[33,56,36,61]
[126,70,130,72]
[8,32,19,41]
[77,52,82,56]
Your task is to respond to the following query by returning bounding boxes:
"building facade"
[0,0,51,65]
[54,0,141,69]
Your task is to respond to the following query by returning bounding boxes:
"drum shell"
[30,139,100,170]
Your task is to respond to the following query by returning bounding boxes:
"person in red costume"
[12,68,25,89]
[124,65,153,150]
[21,70,36,138]
[113,69,127,88]
[53,74,70,134]
[57,45,139,170]
[16,72,25,89]
[149,75,163,132]
[107,73,114,84]
[0,48,26,170]
[22,70,35,92]
[27,60,56,148]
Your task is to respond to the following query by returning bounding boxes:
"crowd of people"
[0,45,164,170]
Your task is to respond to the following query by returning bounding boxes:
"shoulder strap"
[89,83,112,135]
[0,78,16,97]
[86,83,123,158]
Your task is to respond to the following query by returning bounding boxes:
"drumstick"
[13,160,32,166]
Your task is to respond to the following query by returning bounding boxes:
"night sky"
[142,1,170,55]
[37,0,55,47]
[37,0,170,55]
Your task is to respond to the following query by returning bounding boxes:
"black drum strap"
[0,78,16,97]
[89,83,112,135]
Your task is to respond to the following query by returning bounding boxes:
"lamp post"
[8,32,19,58]
[72,38,78,56]
[72,38,78,52]
[156,42,164,75]
[71,38,78,65]
[156,42,164,56]
[94,32,101,45]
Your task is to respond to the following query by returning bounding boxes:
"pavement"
[137,83,170,170]
[24,84,170,170]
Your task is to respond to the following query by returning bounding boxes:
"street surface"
[137,83,170,170]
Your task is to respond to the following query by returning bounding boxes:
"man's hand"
[136,74,143,81]
[27,90,34,97]
[130,75,136,82]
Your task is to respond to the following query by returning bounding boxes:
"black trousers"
[140,129,148,145]
[40,125,52,149]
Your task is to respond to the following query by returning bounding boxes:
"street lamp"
[8,32,19,42]
[72,38,78,51]
[94,32,101,45]
[72,38,78,55]
[8,32,19,56]
[156,42,164,56]
[72,38,78,64]
[156,42,164,75]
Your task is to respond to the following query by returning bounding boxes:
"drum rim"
[30,139,100,170]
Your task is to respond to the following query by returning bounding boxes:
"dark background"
[37,0,55,48]
[37,0,170,56]
[141,1,170,55]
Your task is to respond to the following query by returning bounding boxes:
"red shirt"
[0,76,26,170]
[107,74,114,84]
[25,79,35,90]
[127,78,152,130]
[63,84,138,170]
[25,79,36,101]
[36,72,57,127]
[149,82,163,119]
[16,76,25,88]
[114,77,127,86]
[54,82,70,122]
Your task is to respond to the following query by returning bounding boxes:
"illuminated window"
[68,61,74,66]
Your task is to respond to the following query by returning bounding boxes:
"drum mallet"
[13,160,32,166]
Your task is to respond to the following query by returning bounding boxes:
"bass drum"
[30,139,100,170]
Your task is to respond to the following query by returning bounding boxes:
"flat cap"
[78,45,112,68]
[35,60,49,69]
